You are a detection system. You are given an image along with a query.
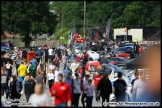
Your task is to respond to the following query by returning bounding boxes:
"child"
[84,79,95,107]
[4,61,12,77]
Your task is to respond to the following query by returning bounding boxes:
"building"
[114,27,157,41]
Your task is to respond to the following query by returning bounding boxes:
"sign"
[52,41,54,45]
[60,37,64,39]
[47,38,50,40]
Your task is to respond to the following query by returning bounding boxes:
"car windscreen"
[115,48,126,51]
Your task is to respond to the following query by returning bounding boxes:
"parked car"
[1,41,15,47]
[114,47,135,58]
[72,43,84,49]
[106,57,130,65]
[98,57,116,65]
[85,61,104,72]
[87,50,99,61]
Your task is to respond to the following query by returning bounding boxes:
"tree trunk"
[24,34,31,48]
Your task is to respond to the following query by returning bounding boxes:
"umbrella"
[125,45,161,69]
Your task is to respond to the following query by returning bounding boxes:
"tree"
[1,1,58,47]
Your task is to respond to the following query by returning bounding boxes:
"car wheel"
[90,65,96,72]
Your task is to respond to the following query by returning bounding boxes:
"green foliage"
[1,1,58,47]
[50,1,161,37]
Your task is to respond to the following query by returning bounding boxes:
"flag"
[70,26,76,46]
[105,18,111,41]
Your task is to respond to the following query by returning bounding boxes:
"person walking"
[97,73,112,107]
[18,61,27,83]
[15,54,22,76]
[70,59,80,73]
[28,84,50,106]
[113,72,127,102]
[1,67,10,99]
[50,74,72,107]
[93,71,102,103]
[44,47,49,63]
[131,70,139,102]
[35,72,45,86]
[9,75,22,107]
[53,54,60,67]
[48,46,54,62]
[46,69,55,92]
[24,74,36,103]
[81,75,89,107]
[132,71,148,102]
[4,61,12,77]
[63,65,72,79]
[84,79,94,107]
[72,73,83,107]
[28,62,36,78]
[30,57,38,69]
[62,52,68,71]
[54,66,62,83]
[22,48,27,59]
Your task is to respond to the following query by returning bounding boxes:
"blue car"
[1,45,10,49]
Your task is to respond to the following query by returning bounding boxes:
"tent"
[125,45,161,69]
[148,30,161,41]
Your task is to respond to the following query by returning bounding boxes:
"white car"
[87,51,99,61]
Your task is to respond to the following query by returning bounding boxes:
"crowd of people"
[1,42,158,107]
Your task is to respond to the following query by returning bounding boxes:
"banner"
[106,18,111,41]
[88,27,106,41]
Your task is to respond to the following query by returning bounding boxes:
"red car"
[85,61,104,72]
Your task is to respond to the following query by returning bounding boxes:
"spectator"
[113,72,127,102]
[18,61,27,83]
[62,52,68,70]
[48,46,54,62]
[72,73,83,107]
[1,67,10,99]
[70,59,80,73]
[97,73,112,107]
[72,68,81,79]
[93,71,102,103]
[132,71,148,102]
[54,66,62,83]
[135,43,140,56]
[28,62,36,78]
[67,48,72,59]
[30,57,38,68]
[130,68,139,82]
[84,79,94,107]
[22,48,27,59]
[81,54,88,68]
[24,74,36,103]
[4,61,12,77]
[81,75,89,107]
[64,65,72,79]
[139,44,143,54]
[46,69,55,92]
[78,65,84,78]
[53,54,60,67]
[28,84,50,106]
[9,75,22,107]
[110,51,116,57]
[35,72,44,86]
[50,74,71,107]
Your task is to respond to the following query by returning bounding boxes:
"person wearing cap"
[132,71,148,102]
[50,73,72,107]
[18,61,27,83]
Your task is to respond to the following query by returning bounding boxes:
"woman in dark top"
[97,73,112,107]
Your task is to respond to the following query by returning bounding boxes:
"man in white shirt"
[70,59,80,73]
[132,71,147,102]
[54,66,62,82]
[48,47,54,62]
[49,62,56,71]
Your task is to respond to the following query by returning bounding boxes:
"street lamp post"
[84,1,86,46]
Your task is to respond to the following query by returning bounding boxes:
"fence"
[2,38,60,48]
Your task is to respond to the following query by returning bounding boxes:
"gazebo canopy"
[126,45,161,69]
